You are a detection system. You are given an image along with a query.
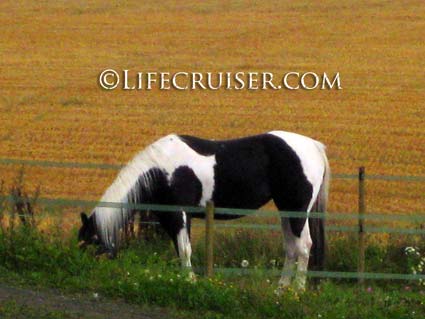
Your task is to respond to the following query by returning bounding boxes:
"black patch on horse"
[179,135,218,156]
[212,135,272,218]
[264,134,313,236]
[129,167,170,204]
[169,165,203,206]
[135,165,203,251]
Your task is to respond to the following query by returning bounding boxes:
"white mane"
[93,134,177,250]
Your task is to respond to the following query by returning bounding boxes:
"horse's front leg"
[176,211,196,280]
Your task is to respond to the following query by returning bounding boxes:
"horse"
[78,131,330,290]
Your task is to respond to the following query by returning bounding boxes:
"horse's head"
[78,212,99,249]
[78,211,116,258]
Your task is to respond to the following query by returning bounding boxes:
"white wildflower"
[405,247,415,254]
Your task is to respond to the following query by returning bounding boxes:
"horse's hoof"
[278,278,291,288]
[274,287,284,296]
[293,282,307,292]
[274,284,291,296]
[187,271,197,282]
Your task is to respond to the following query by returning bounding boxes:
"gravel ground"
[0,283,173,319]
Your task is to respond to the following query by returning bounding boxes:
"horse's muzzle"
[78,240,87,249]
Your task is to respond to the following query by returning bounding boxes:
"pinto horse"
[78,131,330,289]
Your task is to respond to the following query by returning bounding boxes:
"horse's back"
[150,132,326,213]
[177,132,325,211]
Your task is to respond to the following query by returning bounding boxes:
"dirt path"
[0,283,173,319]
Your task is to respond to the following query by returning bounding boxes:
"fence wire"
[1,157,425,282]
[212,268,425,281]
[1,195,425,235]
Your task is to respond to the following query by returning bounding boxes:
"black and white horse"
[78,131,330,290]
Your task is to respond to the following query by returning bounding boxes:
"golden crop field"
[0,0,424,230]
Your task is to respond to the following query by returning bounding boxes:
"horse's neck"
[100,166,152,205]
[100,144,170,211]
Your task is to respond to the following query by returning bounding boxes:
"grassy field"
[0,0,424,244]
[0,219,424,319]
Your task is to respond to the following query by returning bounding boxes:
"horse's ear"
[80,212,88,225]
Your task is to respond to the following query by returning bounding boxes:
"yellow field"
[0,0,424,227]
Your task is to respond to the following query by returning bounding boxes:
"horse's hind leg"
[278,217,312,291]
[278,217,297,288]
[293,220,312,290]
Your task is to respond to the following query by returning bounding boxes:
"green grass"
[193,227,416,276]
[0,218,424,319]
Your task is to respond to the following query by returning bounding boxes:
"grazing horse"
[78,131,330,290]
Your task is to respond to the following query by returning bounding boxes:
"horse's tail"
[308,142,330,270]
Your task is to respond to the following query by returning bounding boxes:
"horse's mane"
[92,134,177,251]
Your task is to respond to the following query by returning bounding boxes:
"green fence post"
[205,200,215,277]
[358,167,366,286]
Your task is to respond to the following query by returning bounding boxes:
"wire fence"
[1,194,425,281]
[1,157,425,282]
[1,195,424,221]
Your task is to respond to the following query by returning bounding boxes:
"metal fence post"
[205,200,215,277]
[358,167,366,285]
